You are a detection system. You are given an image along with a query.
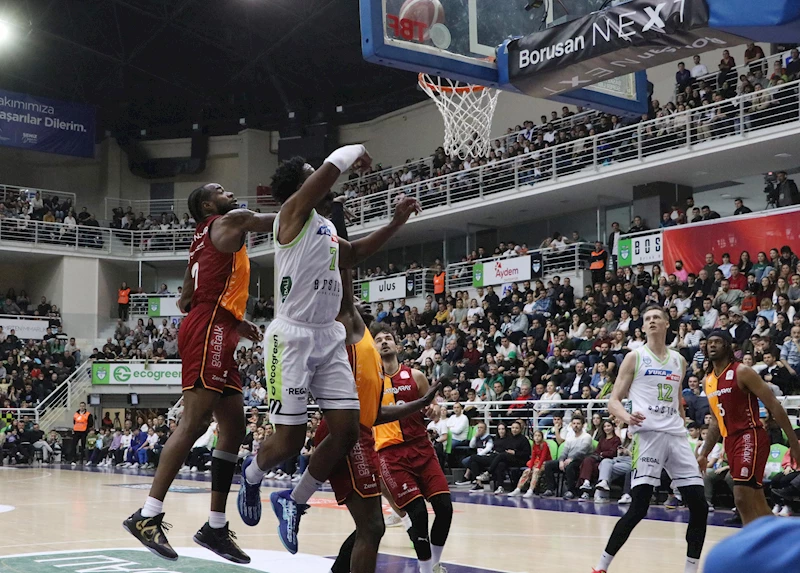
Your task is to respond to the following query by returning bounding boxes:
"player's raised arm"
[738,363,800,465]
[607,352,644,427]
[210,209,277,253]
[278,145,370,244]
[338,196,421,269]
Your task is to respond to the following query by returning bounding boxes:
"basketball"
[398,0,445,43]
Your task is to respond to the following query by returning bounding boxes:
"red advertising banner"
[662,207,800,275]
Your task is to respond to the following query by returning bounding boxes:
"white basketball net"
[418,73,500,160]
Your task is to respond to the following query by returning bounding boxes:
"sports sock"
[596,551,614,572]
[431,544,444,566]
[419,559,434,573]
[401,513,413,530]
[685,557,699,573]
[290,470,324,505]
[245,458,267,485]
[208,511,227,529]
[141,496,164,518]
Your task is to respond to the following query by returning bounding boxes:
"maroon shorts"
[378,438,450,509]
[726,427,770,488]
[178,303,241,394]
[315,420,380,504]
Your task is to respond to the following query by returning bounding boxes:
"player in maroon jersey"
[124,183,274,563]
[702,330,800,525]
[371,324,452,573]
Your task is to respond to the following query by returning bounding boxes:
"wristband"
[324,145,366,173]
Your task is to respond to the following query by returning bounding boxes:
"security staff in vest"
[589,241,608,286]
[72,402,94,466]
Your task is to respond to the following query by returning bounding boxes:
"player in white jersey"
[237,145,420,554]
[592,306,707,573]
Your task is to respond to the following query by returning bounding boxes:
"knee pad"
[430,494,453,520]
[681,485,708,514]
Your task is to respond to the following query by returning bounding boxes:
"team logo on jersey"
[317,225,332,237]
[400,370,410,379]
[642,356,652,367]
[280,277,292,302]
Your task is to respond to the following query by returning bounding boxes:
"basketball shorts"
[630,430,703,489]
[725,427,769,488]
[265,316,359,426]
[378,438,450,509]
[178,303,241,394]
[315,420,380,504]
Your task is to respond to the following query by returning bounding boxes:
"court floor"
[0,465,738,573]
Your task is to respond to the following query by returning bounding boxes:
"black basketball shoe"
[123,509,178,561]
[193,522,251,564]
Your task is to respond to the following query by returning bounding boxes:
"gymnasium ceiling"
[0,0,426,139]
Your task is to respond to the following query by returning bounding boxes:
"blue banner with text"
[0,88,95,158]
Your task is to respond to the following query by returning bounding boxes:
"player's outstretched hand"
[237,320,262,342]
[421,380,443,407]
[392,197,422,226]
[352,149,372,172]
[628,411,646,426]
[696,453,708,474]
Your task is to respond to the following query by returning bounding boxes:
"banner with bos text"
[360,276,409,303]
[662,208,800,275]
[0,88,95,158]
[92,362,182,385]
[0,316,50,340]
[618,231,663,267]
[473,255,532,287]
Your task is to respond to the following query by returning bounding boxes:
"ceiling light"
[0,21,12,44]
[721,193,731,198]
[239,117,246,126]
[775,153,792,158]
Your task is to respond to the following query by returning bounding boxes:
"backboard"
[360,0,649,115]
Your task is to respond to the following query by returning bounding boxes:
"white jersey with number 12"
[627,346,686,436]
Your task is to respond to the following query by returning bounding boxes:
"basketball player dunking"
[372,324,453,573]
[323,195,441,573]
[124,184,272,563]
[236,146,420,554]
[701,330,800,525]
[593,306,707,573]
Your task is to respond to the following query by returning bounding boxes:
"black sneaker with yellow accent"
[193,522,251,564]
[123,509,178,561]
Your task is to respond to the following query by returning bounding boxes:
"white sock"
[245,458,266,485]
[431,544,444,566]
[208,511,227,529]
[290,470,324,505]
[401,513,413,530]
[419,559,434,573]
[141,496,164,518]
[684,557,699,573]
[596,551,614,572]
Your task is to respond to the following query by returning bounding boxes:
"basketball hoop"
[418,73,499,160]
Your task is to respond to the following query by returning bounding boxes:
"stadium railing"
[0,184,76,207]
[170,397,800,435]
[104,194,280,220]
[335,109,603,196]
[447,244,595,290]
[3,80,800,258]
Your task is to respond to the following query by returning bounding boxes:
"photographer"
[776,171,800,207]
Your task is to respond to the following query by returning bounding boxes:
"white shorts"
[630,431,703,489]
[265,316,359,426]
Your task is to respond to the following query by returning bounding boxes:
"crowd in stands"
[0,189,105,248]
[0,288,79,415]
[358,235,800,514]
